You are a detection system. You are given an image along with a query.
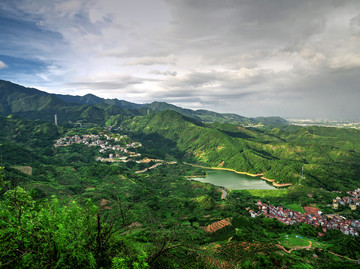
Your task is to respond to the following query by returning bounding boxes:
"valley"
[0,80,360,268]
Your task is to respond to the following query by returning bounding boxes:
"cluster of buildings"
[249,189,360,237]
[54,134,95,147]
[288,119,360,129]
[54,134,142,161]
[332,188,360,210]
[54,133,176,173]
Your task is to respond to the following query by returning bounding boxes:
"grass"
[279,234,333,250]
[85,187,96,191]
[311,240,333,249]
[280,234,310,248]
[11,165,33,175]
[285,203,305,213]
[235,189,289,198]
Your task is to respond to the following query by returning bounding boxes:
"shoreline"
[185,162,292,188]
[261,176,292,187]
[184,163,264,177]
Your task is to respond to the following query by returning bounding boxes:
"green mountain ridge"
[0,80,287,126]
[0,80,142,124]
[145,101,288,126]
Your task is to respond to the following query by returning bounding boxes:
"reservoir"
[189,169,276,190]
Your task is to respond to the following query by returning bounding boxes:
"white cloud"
[149,70,177,76]
[0,61,8,69]
[2,0,360,119]
[330,53,360,69]
[55,0,84,18]
[125,54,177,66]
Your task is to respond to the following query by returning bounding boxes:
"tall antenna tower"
[54,114,58,126]
[302,166,304,179]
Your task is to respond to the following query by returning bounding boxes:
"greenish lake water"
[189,169,276,190]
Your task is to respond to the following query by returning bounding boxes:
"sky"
[0,0,360,120]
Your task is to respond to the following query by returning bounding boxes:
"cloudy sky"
[0,0,360,120]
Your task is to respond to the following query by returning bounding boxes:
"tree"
[0,167,133,268]
[197,195,215,210]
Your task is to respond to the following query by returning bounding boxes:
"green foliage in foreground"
[1,155,360,269]
[0,169,148,268]
[0,165,214,269]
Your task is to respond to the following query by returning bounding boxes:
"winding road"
[220,188,227,199]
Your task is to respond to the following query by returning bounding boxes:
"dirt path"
[276,241,312,254]
[276,242,357,264]
[326,250,357,263]
[276,244,291,254]
[135,162,164,174]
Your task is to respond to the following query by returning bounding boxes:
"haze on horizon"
[0,0,359,120]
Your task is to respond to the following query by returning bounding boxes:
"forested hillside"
[121,110,360,190]
[145,101,288,126]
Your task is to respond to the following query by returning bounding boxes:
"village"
[54,133,142,161]
[54,133,176,173]
[249,188,360,237]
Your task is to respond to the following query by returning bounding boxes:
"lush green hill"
[145,101,203,121]
[145,101,288,126]
[55,93,104,105]
[0,80,92,123]
[0,115,59,164]
[121,110,360,190]
[55,92,142,109]
[0,80,140,124]
[0,80,64,114]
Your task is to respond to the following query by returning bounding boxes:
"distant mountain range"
[0,80,288,126]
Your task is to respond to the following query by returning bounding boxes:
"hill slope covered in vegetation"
[121,110,360,190]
